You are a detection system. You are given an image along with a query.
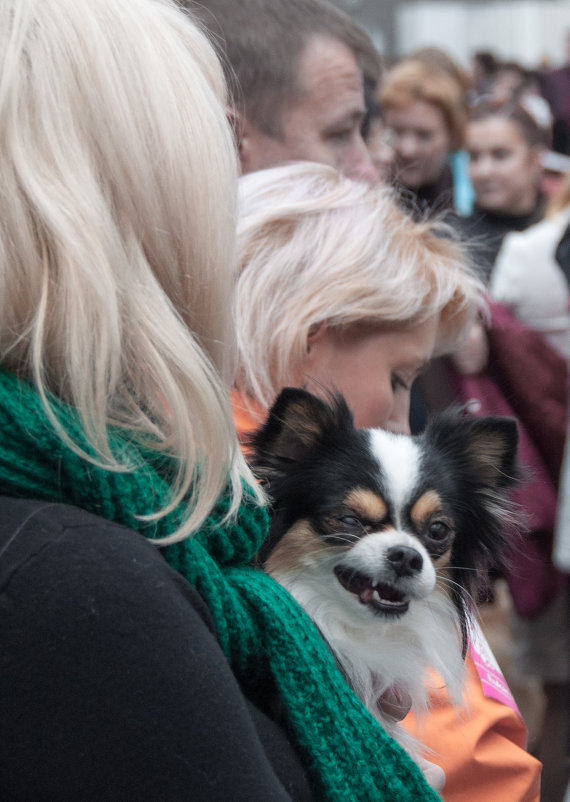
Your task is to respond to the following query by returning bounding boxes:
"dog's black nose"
[386,545,423,577]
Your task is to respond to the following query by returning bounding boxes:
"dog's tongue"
[359,586,376,604]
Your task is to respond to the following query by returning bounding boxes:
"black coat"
[0,497,312,801]
[454,200,545,281]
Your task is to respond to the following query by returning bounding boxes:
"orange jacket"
[402,649,541,801]
[232,389,541,801]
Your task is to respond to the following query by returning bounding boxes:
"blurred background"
[332,0,570,69]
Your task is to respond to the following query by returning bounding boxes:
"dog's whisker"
[436,575,478,609]
[325,535,361,547]
[439,565,479,573]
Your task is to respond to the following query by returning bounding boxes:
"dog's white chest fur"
[272,552,465,760]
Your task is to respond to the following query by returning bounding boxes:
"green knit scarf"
[0,369,439,801]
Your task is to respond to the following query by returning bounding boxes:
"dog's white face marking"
[320,431,438,619]
[368,429,421,527]
[269,430,437,622]
[339,530,436,601]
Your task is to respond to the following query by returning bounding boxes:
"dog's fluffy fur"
[250,388,519,767]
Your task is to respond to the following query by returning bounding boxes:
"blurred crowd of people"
[367,42,570,222]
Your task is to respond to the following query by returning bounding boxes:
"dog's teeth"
[373,590,401,606]
[379,597,402,607]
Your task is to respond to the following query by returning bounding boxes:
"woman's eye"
[427,520,451,542]
[391,374,409,393]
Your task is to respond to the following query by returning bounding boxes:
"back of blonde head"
[0,0,256,541]
[236,162,483,409]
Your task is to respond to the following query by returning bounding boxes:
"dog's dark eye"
[338,515,363,529]
[427,520,450,542]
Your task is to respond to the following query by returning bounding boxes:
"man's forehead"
[294,33,365,111]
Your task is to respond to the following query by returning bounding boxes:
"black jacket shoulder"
[0,496,312,801]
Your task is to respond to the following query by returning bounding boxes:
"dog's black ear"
[462,416,519,488]
[248,387,354,473]
[424,411,521,633]
[426,410,519,490]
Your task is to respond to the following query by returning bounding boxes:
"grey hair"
[189,0,381,137]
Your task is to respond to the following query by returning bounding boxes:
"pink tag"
[467,617,521,717]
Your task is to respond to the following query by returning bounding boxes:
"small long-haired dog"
[250,388,519,774]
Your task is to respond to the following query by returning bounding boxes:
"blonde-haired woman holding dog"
[233,161,542,801]
[235,161,481,434]
[0,2,442,799]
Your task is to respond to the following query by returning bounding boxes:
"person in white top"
[490,170,570,357]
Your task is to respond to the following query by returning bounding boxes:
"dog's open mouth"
[334,566,409,615]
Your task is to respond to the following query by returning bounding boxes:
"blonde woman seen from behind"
[0,3,440,799]
[0,0,251,536]
[233,161,542,802]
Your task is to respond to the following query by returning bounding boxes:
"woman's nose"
[471,155,492,179]
[396,132,418,159]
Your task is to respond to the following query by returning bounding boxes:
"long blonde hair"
[0,0,259,543]
[236,162,484,409]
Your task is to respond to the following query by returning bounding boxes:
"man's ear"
[231,110,267,174]
[226,107,246,167]
[234,113,285,174]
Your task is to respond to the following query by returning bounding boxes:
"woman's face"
[299,318,438,433]
[384,100,452,190]
[466,117,542,214]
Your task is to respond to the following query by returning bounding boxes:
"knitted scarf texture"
[0,369,439,801]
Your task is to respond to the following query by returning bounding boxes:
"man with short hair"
[189,0,380,181]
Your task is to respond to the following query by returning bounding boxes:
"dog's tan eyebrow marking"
[345,489,387,522]
[410,490,444,526]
